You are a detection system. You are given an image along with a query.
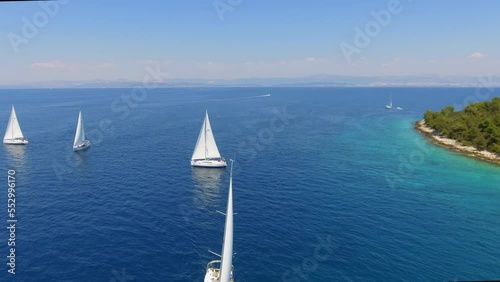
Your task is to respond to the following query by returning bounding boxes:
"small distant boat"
[385,96,393,109]
[73,110,91,151]
[204,160,235,282]
[264,94,271,97]
[191,111,227,167]
[3,106,28,145]
[396,106,403,110]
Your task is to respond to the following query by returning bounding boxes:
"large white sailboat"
[204,160,235,282]
[3,106,28,145]
[73,111,91,151]
[191,111,227,167]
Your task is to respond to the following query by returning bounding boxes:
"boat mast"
[204,111,208,159]
[220,159,234,282]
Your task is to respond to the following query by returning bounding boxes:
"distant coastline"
[415,120,500,165]
[2,74,500,89]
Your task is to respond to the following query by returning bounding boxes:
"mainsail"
[4,106,25,141]
[192,111,222,160]
[73,111,86,147]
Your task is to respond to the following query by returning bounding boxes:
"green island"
[415,97,500,164]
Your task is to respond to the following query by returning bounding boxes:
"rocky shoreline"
[414,120,500,165]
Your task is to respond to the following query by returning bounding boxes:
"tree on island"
[423,97,500,154]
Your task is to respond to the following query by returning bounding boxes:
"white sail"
[4,106,25,141]
[219,162,234,282]
[73,111,85,147]
[192,111,222,160]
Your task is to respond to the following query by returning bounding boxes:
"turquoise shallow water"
[0,87,499,281]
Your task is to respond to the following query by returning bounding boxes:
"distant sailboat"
[385,96,393,109]
[3,106,28,145]
[73,111,91,151]
[204,160,235,282]
[191,111,227,167]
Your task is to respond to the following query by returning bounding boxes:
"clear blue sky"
[1,0,499,83]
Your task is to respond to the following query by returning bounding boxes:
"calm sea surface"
[0,87,499,281]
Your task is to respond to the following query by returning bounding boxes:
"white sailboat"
[204,160,235,282]
[191,111,227,168]
[73,110,91,151]
[385,96,393,109]
[3,105,28,145]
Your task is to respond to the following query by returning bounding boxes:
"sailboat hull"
[73,140,91,151]
[191,159,227,167]
[3,138,28,145]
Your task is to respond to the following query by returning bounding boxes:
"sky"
[0,0,499,84]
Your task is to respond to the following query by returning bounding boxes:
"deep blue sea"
[0,87,499,282]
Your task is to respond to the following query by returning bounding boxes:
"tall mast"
[204,111,208,159]
[220,160,234,282]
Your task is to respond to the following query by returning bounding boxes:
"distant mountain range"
[1,75,499,88]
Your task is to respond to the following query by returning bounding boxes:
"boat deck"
[204,260,234,282]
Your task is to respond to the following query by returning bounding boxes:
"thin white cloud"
[136,59,161,65]
[467,52,485,59]
[93,62,114,69]
[29,61,114,71]
[30,61,75,71]
[381,57,402,68]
